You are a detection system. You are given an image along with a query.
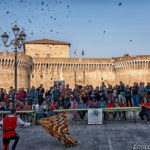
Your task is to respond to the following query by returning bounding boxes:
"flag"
[39,112,77,148]
[82,50,84,57]
[74,49,78,55]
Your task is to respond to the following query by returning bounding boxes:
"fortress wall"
[84,63,115,87]
[31,62,114,89]
[24,44,69,58]
[115,69,150,85]
[30,63,76,90]
[85,70,115,87]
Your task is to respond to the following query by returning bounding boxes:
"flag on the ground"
[74,49,78,55]
[39,112,77,148]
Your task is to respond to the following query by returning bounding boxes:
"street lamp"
[1,25,26,101]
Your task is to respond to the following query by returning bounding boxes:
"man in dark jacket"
[37,84,45,105]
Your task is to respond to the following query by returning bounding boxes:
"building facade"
[0,39,150,91]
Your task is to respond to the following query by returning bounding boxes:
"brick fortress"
[0,39,150,91]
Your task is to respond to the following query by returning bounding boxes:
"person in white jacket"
[0,108,31,150]
[32,99,39,112]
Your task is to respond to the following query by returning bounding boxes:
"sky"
[0,0,150,58]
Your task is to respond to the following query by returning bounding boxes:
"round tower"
[0,52,33,91]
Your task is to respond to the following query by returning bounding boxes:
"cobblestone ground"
[0,119,150,150]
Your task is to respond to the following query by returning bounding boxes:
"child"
[106,100,114,120]
[114,99,121,121]
[40,100,48,117]
[16,100,23,111]
[78,99,86,120]
[99,97,107,120]
[48,100,57,116]
[8,102,14,110]
[24,101,31,111]
[121,100,127,120]
[64,94,71,109]
[4,94,9,109]
[71,98,78,120]
[50,100,57,111]
[89,97,99,108]
[99,97,107,108]
[32,99,39,112]
[16,100,23,119]
[107,100,114,108]
[23,100,32,121]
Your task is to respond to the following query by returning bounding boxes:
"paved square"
[0,120,150,150]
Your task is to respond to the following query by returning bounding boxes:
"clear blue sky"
[0,0,150,58]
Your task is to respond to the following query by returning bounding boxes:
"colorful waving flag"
[74,49,78,55]
[39,112,77,148]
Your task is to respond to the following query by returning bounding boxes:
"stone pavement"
[0,120,150,150]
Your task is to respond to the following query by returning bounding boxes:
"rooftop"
[24,39,70,45]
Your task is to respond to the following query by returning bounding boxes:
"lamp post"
[1,25,26,101]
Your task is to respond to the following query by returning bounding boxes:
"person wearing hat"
[0,108,31,150]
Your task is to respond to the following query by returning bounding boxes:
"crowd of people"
[0,81,150,123]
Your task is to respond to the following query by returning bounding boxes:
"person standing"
[52,86,61,107]
[29,86,38,105]
[71,98,78,120]
[118,81,125,103]
[124,85,132,107]
[0,88,5,103]
[37,84,45,105]
[78,99,87,120]
[138,82,145,103]
[0,108,31,150]
[132,82,139,107]
[145,82,150,101]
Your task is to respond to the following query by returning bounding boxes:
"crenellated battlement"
[32,57,113,72]
[113,55,150,62]
[32,55,150,71]
[113,55,150,69]
[0,52,33,69]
